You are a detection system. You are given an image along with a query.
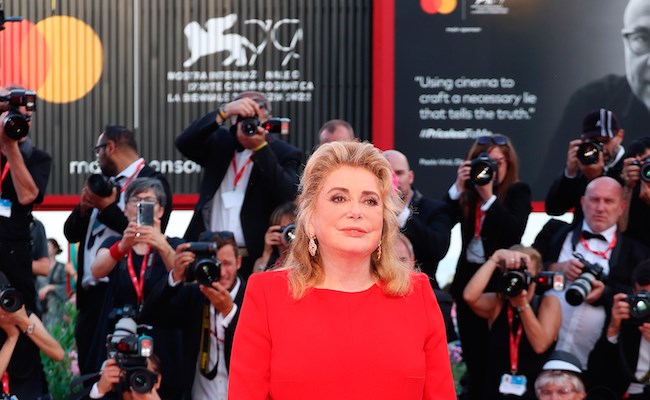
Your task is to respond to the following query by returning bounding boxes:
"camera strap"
[1,371,8,397]
[119,160,145,193]
[579,234,617,260]
[0,162,10,193]
[473,204,485,239]
[507,305,523,374]
[126,245,154,304]
[199,303,219,380]
[231,154,253,189]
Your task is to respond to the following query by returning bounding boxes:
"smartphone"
[136,201,155,226]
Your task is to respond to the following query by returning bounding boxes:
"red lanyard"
[119,160,146,193]
[1,371,9,396]
[579,234,617,260]
[0,162,10,191]
[126,246,153,304]
[230,154,253,189]
[507,305,523,374]
[474,203,485,238]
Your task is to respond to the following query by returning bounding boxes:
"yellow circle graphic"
[438,0,458,14]
[35,16,103,103]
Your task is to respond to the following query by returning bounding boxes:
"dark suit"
[64,164,172,375]
[143,275,246,399]
[545,159,624,225]
[403,187,452,288]
[176,110,301,277]
[444,181,532,400]
[588,322,650,399]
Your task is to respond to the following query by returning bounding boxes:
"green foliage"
[40,302,78,400]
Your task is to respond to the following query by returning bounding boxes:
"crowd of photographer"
[4,81,650,399]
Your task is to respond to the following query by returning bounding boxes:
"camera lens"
[0,288,21,313]
[576,142,601,165]
[641,163,650,183]
[239,117,260,136]
[130,369,155,394]
[88,174,115,197]
[501,270,529,297]
[630,297,650,320]
[281,224,296,245]
[469,162,494,186]
[565,273,596,306]
[193,259,221,286]
[2,112,29,141]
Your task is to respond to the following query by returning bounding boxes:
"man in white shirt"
[534,176,650,370]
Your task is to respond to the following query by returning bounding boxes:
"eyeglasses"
[623,29,650,55]
[536,387,577,399]
[93,143,107,157]
[127,196,159,205]
[476,135,508,146]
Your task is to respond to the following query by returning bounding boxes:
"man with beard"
[384,149,452,288]
[64,125,172,375]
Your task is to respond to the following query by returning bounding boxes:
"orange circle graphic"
[421,0,457,14]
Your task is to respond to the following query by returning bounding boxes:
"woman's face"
[537,383,585,400]
[488,146,508,185]
[47,241,57,258]
[309,166,384,260]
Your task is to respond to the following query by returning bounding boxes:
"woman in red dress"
[229,141,455,399]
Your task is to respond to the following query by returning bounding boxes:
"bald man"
[533,176,650,371]
[317,119,356,145]
[384,150,452,288]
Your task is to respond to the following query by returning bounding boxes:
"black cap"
[582,108,619,139]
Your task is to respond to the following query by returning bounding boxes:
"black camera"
[469,152,497,186]
[627,290,650,324]
[280,223,296,245]
[106,316,157,394]
[185,242,222,286]
[576,140,603,165]
[500,260,531,297]
[629,157,650,183]
[0,89,36,141]
[87,174,116,197]
[565,252,606,306]
[0,284,22,313]
[236,116,290,136]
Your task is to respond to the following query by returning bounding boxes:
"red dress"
[229,270,456,399]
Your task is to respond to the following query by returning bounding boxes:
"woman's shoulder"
[507,181,531,194]
[247,268,290,290]
[408,272,436,295]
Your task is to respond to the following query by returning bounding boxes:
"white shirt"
[191,277,241,400]
[210,150,253,247]
[552,222,616,369]
[82,158,145,288]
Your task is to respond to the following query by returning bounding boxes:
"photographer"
[464,247,561,400]
[444,133,531,399]
[252,201,296,273]
[533,176,650,371]
[545,109,625,224]
[145,232,246,399]
[90,354,162,400]
[64,125,172,376]
[587,259,650,399]
[0,86,51,315]
[0,271,63,398]
[90,178,183,399]
[618,137,650,248]
[176,91,302,278]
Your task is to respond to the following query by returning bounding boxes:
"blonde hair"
[285,141,412,299]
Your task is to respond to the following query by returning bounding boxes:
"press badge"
[221,190,243,209]
[499,373,526,396]
[0,199,12,218]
